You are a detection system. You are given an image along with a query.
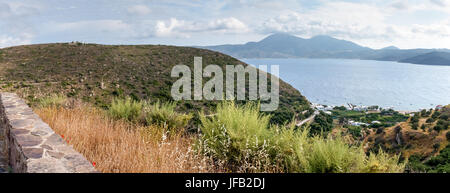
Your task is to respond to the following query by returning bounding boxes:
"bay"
[242,58,450,111]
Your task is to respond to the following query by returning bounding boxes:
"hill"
[204,33,371,59]
[380,46,400,50]
[203,33,450,66]
[0,43,310,124]
[364,106,449,162]
[399,52,450,66]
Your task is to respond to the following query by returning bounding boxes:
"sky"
[1,0,450,49]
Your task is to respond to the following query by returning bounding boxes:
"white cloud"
[155,18,188,38]
[0,34,31,48]
[127,5,151,16]
[260,2,387,39]
[390,1,410,10]
[0,2,39,48]
[53,20,131,33]
[429,0,449,6]
[255,1,450,48]
[155,17,249,38]
[1,0,450,48]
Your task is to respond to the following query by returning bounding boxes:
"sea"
[242,58,450,111]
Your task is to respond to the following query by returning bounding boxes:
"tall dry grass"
[35,105,220,173]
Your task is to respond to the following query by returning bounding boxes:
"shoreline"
[310,102,443,113]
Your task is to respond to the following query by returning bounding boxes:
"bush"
[347,126,362,138]
[197,101,405,173]
[425,144,450,173]
[421,124,426,131]
[433,120,449,131]
[305,135,366,173]
[143,101,192,131]
[446,131,450,141]
[406,155,429,173]
[108,97,144,122]
[36,94,67,108]
[197,101,278,172]
[310,111,333,135]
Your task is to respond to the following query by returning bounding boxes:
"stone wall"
[0,92,96,173]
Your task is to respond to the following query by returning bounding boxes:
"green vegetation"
[0,43,309,125]
[347,125,362,139]
[446,131,450,141]
[310,111,333,135]
[35,94,67,108]
[107,98,192,130]
[108,97,144,122]
[407,145,450,173]
[332,108,408,128]
[197,102,405,173]
[143,101,192,131]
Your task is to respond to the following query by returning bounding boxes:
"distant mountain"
[202,33,450,66]
[399,52,450,66]
[203,33,371,59]
[381,46,399,50]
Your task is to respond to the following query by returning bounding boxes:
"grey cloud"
[0,3,11,18]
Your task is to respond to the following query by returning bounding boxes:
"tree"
[310,111,333,135]
[421,109,427,117]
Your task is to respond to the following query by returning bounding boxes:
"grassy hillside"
[364,106,450,161]
[0,43,310,124]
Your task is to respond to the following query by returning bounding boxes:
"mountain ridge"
[202,33,450,66]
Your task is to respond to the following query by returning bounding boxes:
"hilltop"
[0,43,310,124]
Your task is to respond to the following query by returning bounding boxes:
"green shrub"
[36,94,67,108]
[425,144,450,173]
[446,131,450,141]
[108,97,143,122]
[310,111,333,135]
[196,101,277,172]
[347,126,362,138]
[365,150,406,173]
[143,101,192,131]
[305,135,366,173]
[197,101,405,173]
[406,155,429,173]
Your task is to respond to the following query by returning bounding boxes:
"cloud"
[127,5,151,16]
[259,2,387,39]
[0,3,12,18]
[53,20,130,33]
[390,1,410,10]
[155,17,249,38]
[429,0,449,6]
[1,0,450,48]
[0,34,31,47]
[0,2,39,48]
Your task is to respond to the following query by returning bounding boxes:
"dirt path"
[296,111,319,127]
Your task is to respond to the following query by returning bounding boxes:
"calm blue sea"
[242,58,450,111]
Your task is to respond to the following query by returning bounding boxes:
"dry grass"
[35,105,220,173]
